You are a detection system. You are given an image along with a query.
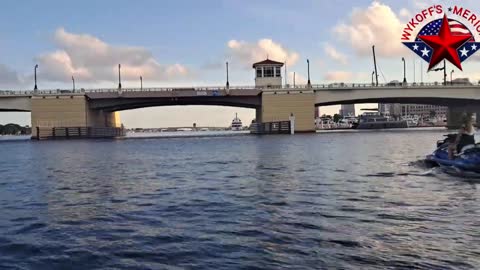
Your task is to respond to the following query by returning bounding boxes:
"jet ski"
[425,134,480,173]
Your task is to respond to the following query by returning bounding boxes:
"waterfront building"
[378,103,447,117]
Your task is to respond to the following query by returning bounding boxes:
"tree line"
[0,124,31,135]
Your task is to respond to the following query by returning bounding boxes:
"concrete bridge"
[1,82,480,138]
[2,59,480,138]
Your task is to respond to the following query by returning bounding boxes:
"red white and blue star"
[403,14,480,71]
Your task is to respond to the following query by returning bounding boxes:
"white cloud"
[399,8,412,19]
[287,71,307,85]
[324,43,348,65]
[324,71,369,82]
[227,39,299,69]
[35,28,190,83]
[324,71,354,82]
[334,1,408,57]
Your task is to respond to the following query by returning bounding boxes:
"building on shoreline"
[378,103,447,118]
[339,104,355,116]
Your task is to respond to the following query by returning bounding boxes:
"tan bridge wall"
[31,95,120,137]
[0,96,31,111]
[261,91,315,132]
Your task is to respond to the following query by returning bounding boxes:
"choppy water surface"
[0,129,479,269]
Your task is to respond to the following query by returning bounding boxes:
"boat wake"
[401,159,480,181]
[364,158,480,180]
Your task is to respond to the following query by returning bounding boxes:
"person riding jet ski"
[448,113,475,159]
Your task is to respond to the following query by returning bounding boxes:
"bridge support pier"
[259,90,315,132]
[446,106,474,130]
[31,95,121,139]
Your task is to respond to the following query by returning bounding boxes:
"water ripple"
[0,131,479,269]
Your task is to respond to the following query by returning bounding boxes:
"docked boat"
[338,114,358,128]
[353,112,408,129]
[426,134,480,175]
[402,115,420,127]
[316,116,335,129]
[231,113,243,131]
[176,128,193,132]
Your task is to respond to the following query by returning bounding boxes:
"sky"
[1,0,480,127]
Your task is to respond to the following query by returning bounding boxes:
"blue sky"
[1,0,480,127]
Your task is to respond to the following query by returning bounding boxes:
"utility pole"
[413,58,416,84]
[226,61,229,89]
[443,60,447,86]
[34,64,38,91]
[307,59,311,87]
[372,46,378,86]
[118,64,122,90]
[431,59,447,86]
[421,60,423,84]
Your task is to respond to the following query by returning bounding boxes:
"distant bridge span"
[314,84,480,108]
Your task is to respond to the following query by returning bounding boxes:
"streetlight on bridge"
[226,61,230,89]
[72,76,75,91]
[307,59,311,87]
[450,70,454,85]
[371,71,375,86]
[118,64,122,90]
[140,76,143,90]
[431,59,447,86]
[401,57,407,84]
[34,64,38,91]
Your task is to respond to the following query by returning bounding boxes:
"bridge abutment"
[31,95,121,139]
[260,90,315,132]
[445,106,480,130]
[446,107,464,130]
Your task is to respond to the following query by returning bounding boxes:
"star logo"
[419,14,471,70]
[402,9,480,72]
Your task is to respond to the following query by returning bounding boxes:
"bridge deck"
[1,82,479,97]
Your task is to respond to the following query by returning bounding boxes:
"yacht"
[176,128,193,132]
[338,114,358,128]
[316,116,336,129]
[354,112,408,129]
[231,113,243,131]
[401,115,420,127]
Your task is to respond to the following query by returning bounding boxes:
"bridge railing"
[1,82,480,96]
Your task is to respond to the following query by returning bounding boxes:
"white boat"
[231,113,243,131]
[402,115,420,127]
[316,117,336,129]
[338,114,358,127]
[176,128,193,132]
[355,112,408,129]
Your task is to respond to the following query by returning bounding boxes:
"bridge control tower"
[253,59,283,88]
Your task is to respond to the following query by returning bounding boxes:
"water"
[0,129,479,269]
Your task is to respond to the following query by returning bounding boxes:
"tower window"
[256,67,262,77]
[264,67,274,77]
[275,66,281,77]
